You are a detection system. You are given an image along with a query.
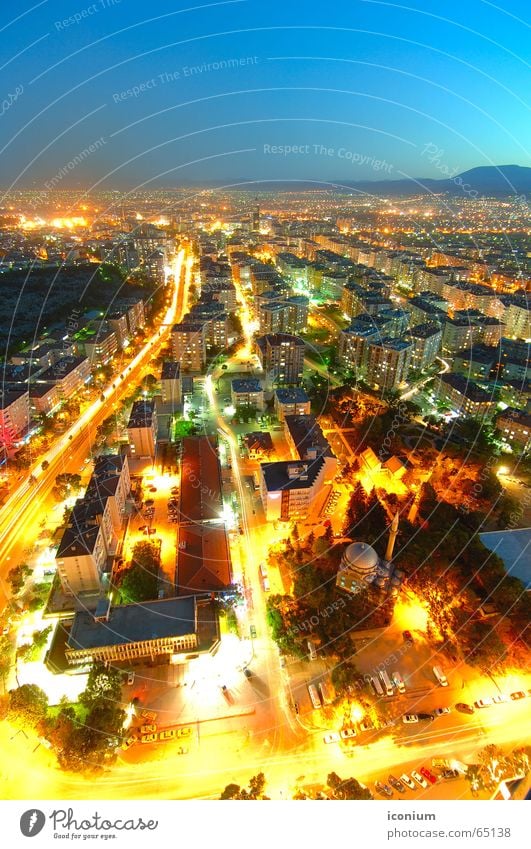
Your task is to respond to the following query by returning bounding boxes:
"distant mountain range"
[339,165,531,196]
[187,165,531,195]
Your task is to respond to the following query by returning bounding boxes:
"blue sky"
[1,0,529,188]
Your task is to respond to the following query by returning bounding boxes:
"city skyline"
[0,0,529,819]
[1,0,530,190]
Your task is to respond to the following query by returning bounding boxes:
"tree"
[80,662,122,708]
[7,684,48,728]
[57,663,125,773]
[330,661,359,696]
[220,772,267,799]
[119,565,158,604]
[7,563,31,594]
[327,771,373,800]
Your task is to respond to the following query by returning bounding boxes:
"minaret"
[385,511,399,562]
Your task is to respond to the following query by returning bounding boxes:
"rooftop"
[176,524,232,594]
[67,596,198,651]
[261,457,325,492]
[275,387,310,404]
[179,436,223,524]
[231,378,262,393]
[127,399,155,429]
[161,361,181,380]
[284,414,336,461]
[479,529,531,590]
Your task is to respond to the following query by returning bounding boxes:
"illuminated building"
[256,333,305,386]
[35,355,91,399]
[0,389,30,450]
[338,322,381,374]
[496,408,531,452]
[82,322,118,365]
[274,387,311,420]
[55,455,130,597]
[160,360,182,406]
[175,524,232,594]
[283,414,337,480]
[230,378,264,411]
[405,323,442,371]
[336,515,403,597]
[127,399,157,459]
[502,296,531,340]
[367,338,412,390]
[259,458,329,521]
[171,321,206,373]
[108,311,130,348]
[437,373,496,419]
[65,595,219,665]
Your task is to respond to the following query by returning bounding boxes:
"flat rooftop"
[275,387,310,404]
[231,378,262,393]
[127,399,155,429]
[479,529,531,590]
[67,596,198,651]
[161,361,181,380]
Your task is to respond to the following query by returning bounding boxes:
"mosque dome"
[340,541,379,577]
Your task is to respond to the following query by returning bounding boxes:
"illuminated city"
[0,0,529,817]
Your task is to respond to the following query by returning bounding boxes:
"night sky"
[1,0,529,190]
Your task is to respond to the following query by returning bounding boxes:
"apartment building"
[274,388,311,420]
[0,389,30,449]
[231,378,264,411]
[256,333,305,386]
[127,399,158,459]
[405,324,442,371]
[171,321,207,373]
[367,339,412,390]
[437,373,496,419]
[160,360,182,406]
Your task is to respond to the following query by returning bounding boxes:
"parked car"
[510,691,526,700]
[127,672,135,685]
[411,770,429,789]
[375,781,393,798]
[400,773,417,791]
[122,735,138,750]
[441,769,460,780]
[388,775,405,793]
[474,698,493,708]
[455,702,475,714]
[434,707,451,716]
[403,714,419,724]
[492,694,509,703]
[403,630,413,642]
[359,720,374,732]
[417,713,435,722]
[140,724,157,734]
[420,766,437,785]
[323,732,340,744]
[243,668,252,679]
[340,728,356,739]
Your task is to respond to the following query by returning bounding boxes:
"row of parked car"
[375,765,459,796]
[456,688,530,714]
